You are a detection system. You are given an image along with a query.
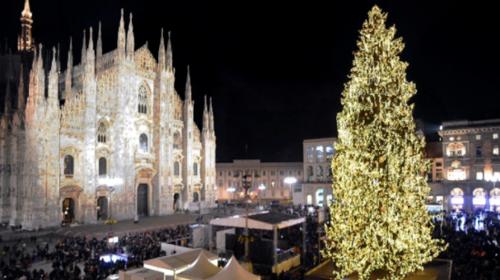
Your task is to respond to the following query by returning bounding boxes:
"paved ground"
[0,207,250,243]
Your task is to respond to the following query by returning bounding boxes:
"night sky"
[1,0,499,162]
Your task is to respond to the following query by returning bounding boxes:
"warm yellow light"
[322,5,446,280]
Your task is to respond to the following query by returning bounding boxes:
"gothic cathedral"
[0,1,217,230]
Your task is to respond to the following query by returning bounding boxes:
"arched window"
[97,122,107,143]
[64,155,74,176]
[173,132,181,149]
[450,188,464,209]
[139,133,148,152]
[316,188,324,207]
[473,188,486,207]
[174,162,180,176]
[193,162,199,176]
[98,157,107,176]
[138,85,148,114]
[446,142,466,157]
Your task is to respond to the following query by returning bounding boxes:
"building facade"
[436,119,500,213]
[216,160,302,202]
[293,138,335,207]
[0,2,217,230]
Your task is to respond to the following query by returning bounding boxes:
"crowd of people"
[0,224,190,280]
[434,210,500,280]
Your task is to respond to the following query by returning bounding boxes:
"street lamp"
[242,173,252,263]
[258,184,266,208]
[284,176,297,201]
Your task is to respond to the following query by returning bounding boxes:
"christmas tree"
[322,6,446,280]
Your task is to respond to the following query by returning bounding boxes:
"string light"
[322,6,446,280]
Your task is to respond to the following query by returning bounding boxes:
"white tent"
[176,251,221,280]
[206,256,261,280]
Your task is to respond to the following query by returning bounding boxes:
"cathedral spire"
[203,95,209,131]
[81,29,87,64]
[49,47,59,101]
[118,9,126,60]
[127,13,135,60]
[209,97,214,132]
[65,37,73,99]
[166,31,173,72]
[56,43,61,72]
[18,63,25,111]
[86,27,95,74]
[19,0,34,52]
[185,66,192,101]
[158,28,165,72]
[97,21,103,60]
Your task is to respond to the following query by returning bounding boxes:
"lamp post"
[242,173,252,263]
[258,184,266,208]
[284,177,297,203]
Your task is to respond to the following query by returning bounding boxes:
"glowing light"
[283,177,297,185]
[98,177,123,186]
[451,196,464,205]
[322,6,446,280]
[258,184,266,191]
[473,196,486,206]
[227,187,236,193]
[490,197,500,206]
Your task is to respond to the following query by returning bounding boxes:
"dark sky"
[1,0,499,162]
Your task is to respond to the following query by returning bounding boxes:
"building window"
[325,145,334,160]
[446,142,466,157]
[316,146,324,162]
[476,172,483,180]
[193,163,199,176]
[494,146,499,156]
[138,85,148,114]
[280,170,284,176]
[173,132,181,149]
[447,160,466,181]
[476,145,482,157]
[449,137,455,141]
[476,134,481,140]
[219,171,222,176]
[228,171,231,176]
[174,162,180,176]
[64,155,74,176]
[99,157,107,176]
[306,146,314,162]
[263,171,266,176]
[316,166,324,177]
[435,162,443,167]
[271,171,275,176]
[97,122,107,143]
[494,133,499,139]
[139,134,148,152]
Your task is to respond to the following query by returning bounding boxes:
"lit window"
[446,142,466,157]
[448,161,466,181]
[476,172,483,180]
[436,196,444,204]
[495,172,500,180]
[449,137,455,141]
[476,134,481,140]
[494,146,499,155]
[457,136,461,140]
[494,133,499,139]
[316,146,324,162]
[325,145,334,159]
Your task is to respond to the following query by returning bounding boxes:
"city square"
[1,1,500,279]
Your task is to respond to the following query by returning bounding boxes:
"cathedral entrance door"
[137,184,149,217]
[97,196,108,220]
[62,198,75,223]
[173,193,180,211]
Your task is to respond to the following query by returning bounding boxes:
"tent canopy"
[176,251,221,280]
[210,212,305,230]
[206,256,261,280]
[143,249,217,276]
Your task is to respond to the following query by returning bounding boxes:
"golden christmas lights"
[322,6,446,280]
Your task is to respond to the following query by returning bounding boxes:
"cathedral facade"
[0,1,217,230]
